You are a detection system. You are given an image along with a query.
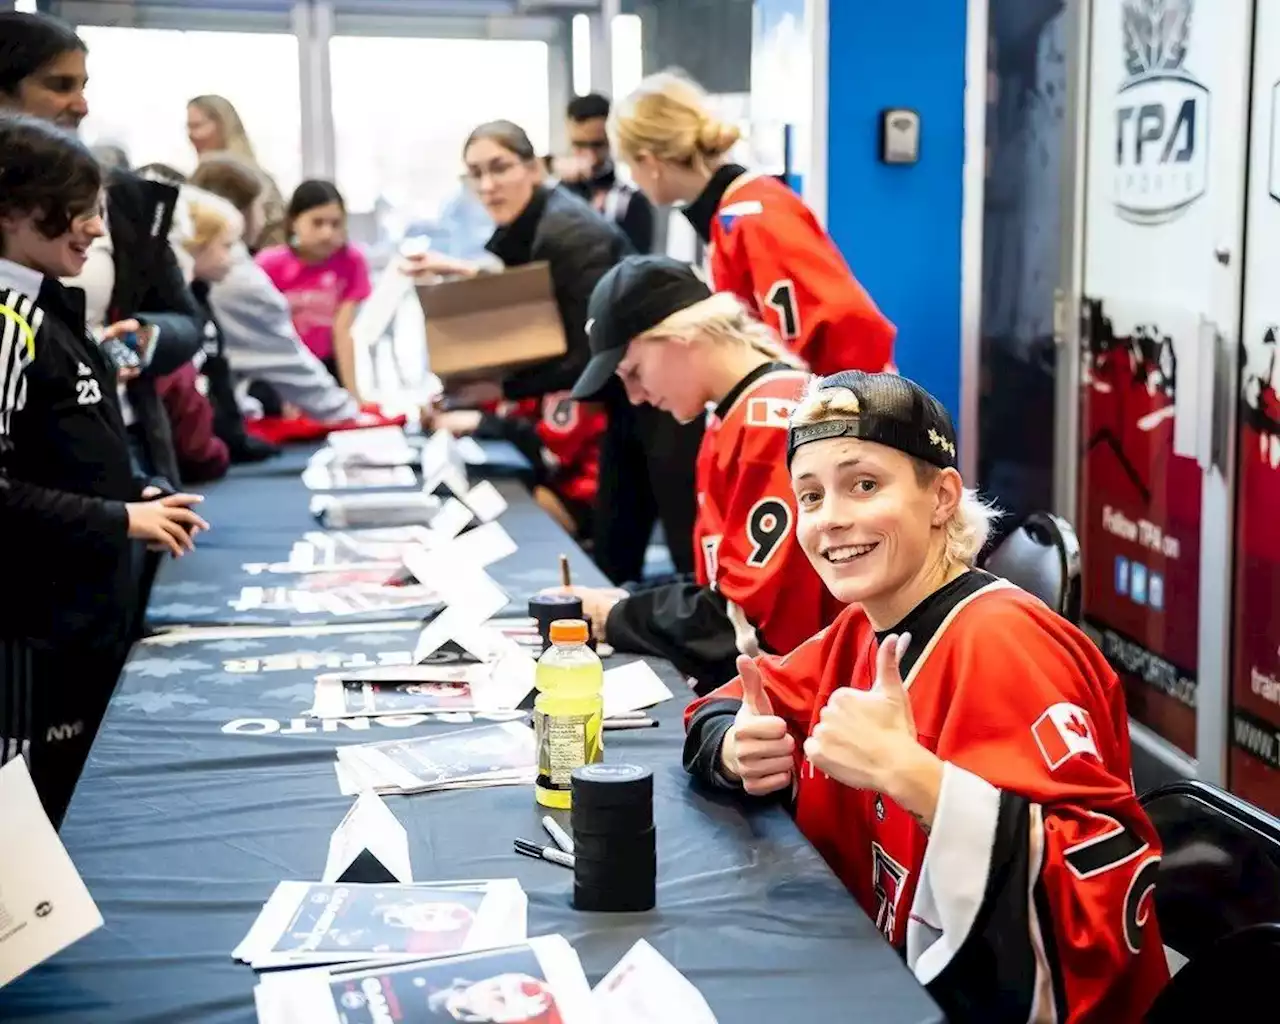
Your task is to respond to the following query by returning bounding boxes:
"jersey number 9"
[746,498,793,568]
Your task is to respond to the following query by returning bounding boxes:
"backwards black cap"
[787,371,958,470]
[571,255,712,400]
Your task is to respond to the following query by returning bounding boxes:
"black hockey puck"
[570,763,653,809]
[570,800,653,837]
[571,826,655,864]
[572,878,655,913]
[528,594,583,652]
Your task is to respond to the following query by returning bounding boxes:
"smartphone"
[103,336,141,372]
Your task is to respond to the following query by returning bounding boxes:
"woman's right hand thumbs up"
[721,655,795,796]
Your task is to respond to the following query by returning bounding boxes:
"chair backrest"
[980,511,1082,621]
[1140,780,1280,959]
[1145,923,1280,1022]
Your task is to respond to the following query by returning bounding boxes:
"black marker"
[514,837,574,869]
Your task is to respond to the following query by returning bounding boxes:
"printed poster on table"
[1075,0,1251,755]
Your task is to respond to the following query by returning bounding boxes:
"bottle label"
[534,708,602,793]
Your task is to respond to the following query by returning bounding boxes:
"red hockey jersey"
[492,391,605,506]
[693,366,844,657]
[707,173,896,376]
[686,575,1168,1022]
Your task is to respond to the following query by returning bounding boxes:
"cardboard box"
[416,262,567,382]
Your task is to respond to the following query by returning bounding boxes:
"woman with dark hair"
[0,10,211,489]
[406,120,700,577]
[0,114,208,824]
[256,179,372,394]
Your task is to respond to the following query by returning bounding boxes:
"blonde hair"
[181,201,242,255]
[189,95,258,165]
[613,70,742,169]
[637,291,804,369]
[790,382,1000,566]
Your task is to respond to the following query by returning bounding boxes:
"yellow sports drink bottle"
[534,619,604,809]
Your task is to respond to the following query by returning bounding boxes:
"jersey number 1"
[765,280,800,341]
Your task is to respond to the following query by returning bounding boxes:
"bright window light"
[14,0,38,12]
[611,14,643,102]
[572,14,592,97]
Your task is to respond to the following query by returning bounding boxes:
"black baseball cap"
[787,370,959,470]
[571,255,712,400]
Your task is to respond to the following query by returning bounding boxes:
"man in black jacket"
[558,93,656,256]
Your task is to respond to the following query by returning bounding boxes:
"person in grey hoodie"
[175,157,361,423]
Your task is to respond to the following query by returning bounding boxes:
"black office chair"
[1141,781,1280,1021]
[979,511,1082,622]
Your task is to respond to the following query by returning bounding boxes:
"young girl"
[685,370,1169,1020]
[256,181,372,398]
[614,70,896,378]
[0,114,208,823]
[555,254,844,692]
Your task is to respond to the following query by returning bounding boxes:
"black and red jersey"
[694,169,896,376]
[685,573,1168,1022]
[605,364,842,691]
[482,392,605,508]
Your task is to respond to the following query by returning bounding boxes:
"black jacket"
[486,185,632,401]
[563,166,656,255]
[0,262,146,650]
[105,171,207,484]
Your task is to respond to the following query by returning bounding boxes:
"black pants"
[0,638,127,828]
[593,391,703,585]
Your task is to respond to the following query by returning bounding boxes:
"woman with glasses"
[405,120,621,540]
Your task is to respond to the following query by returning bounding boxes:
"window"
[328,35,550,259]
[75,26,302,194]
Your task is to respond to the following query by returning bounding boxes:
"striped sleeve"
[0,289,40,438]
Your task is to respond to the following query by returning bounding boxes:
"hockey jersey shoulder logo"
[1032,702,1100,770]
[746,396,795,428]
[718,199,764,233]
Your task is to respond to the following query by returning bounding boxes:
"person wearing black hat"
[683,371,1169,1022]
[551,255,843,693]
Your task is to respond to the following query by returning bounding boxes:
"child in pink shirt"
[256,180,371,396]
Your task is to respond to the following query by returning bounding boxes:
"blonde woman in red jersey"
[613,70,895,377]
[684,370,1169,1022]
[553,255,844,694]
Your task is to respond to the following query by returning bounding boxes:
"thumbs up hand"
[804,633,923,794]
[720,655,796,796]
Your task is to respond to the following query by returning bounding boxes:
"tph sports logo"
[1112,0,1208,225]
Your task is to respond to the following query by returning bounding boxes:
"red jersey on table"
[707,173,896,376]
[693,366,844,657]
[493,392,605,506]
[686,574,1167,1022]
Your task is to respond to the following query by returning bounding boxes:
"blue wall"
[825,0,967,426]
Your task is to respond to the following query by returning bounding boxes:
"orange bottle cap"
[549,618,589,644]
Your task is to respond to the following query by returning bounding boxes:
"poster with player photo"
[1077,299,1200,755]
[1229,3,1280,816]
[340,723,536,794]
[344,680,476,716]
[316,938,592,1024]
[234,880,526,969]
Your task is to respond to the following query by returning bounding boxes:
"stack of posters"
[234,879,527,971]
[253,935,594,1024]
[334,722,536,796]
[311,655,536,721]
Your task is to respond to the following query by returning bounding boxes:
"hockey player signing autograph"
[555,256,843,692]
[683,371,1169,1021]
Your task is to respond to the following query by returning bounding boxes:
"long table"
[0,451,944,1024]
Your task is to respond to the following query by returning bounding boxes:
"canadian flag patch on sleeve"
[1032,703,1100,770]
